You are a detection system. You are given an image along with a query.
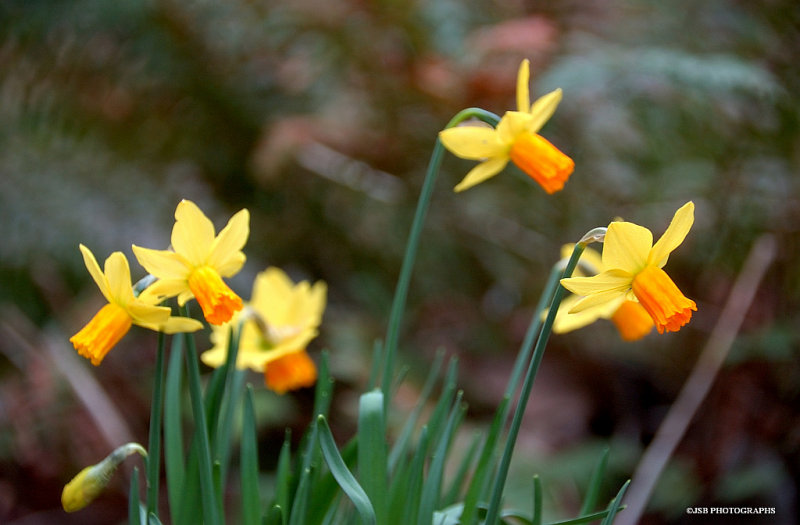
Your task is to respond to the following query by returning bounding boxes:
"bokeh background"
[1,0,798,523]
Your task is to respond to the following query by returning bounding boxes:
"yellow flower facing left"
[561,202,698,334]
[201,267,326,393]
[70,245,203,366]
[439,59,574,193]
[132,200,249,325]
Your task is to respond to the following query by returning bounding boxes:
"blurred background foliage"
[1,0,798,523]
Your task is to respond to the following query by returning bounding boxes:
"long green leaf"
[163,334,185,525]
[317,416,377,525]
[241,385,261,525]
[424,358,458,448]
[600,480,630,525]
[216,368,246,483]
[532,475,543,525]
[181,309,222,525]
[442,431,480,506]
[546,509,615,525]
[460,395,509,525]
[358,391,388,524]
[387,350,445,471]
[580,448,609,516]
[129,466,141,525]
[274,430,292,518]
[418,391,465,525]
[288,351,334,525]
[397,426,429,525]
[288,433,317,525]
[264,505,285,525]
[307,437,359,525]
[146,333,166,517]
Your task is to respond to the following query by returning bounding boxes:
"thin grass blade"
[580,448,609,516]
[241,385,261,525]
[600,480,630,525]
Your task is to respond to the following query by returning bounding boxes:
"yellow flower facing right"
[561,202,697,334]
[133,200,249,325]
[553,245,655,341]
[439,59,574,193]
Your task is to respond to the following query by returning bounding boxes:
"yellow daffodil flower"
[561,202,697,334]
[201,267,326,393]
[62,443,146,512]
[554,245,654,341]
[439,59,574,193]
[70,245,203,366]
[132,200,249,325]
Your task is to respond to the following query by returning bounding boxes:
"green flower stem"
[483,242,587,525]
[459,265,561,525]
[380,107,501,402]
[504,264,562,402]
[180,305,222,525]
[146,332,166,517]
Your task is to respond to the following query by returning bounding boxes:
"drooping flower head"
[70,245,203,366]
[553,245,654,341]
[132,200,249,325]
[201,267,326,393]
[439,59,574,193]
[62,443,146,512]
[561,202,697,334]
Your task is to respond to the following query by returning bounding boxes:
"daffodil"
[70,245,203,366]
[62,443,146,512]
[132,200,249,325]
[561,202,697,334]
[554,245,654,341]
[201,267,326,393]
[439,59,574,193]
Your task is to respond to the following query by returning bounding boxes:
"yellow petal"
[560,244,604,276]
[602,221,653,274]
[439,126,506,160]
[516,58,531,113]
[172,200,215,265]
[177,289,194,306]
[560,268,633,296]
[142,279,189,301]
[126,302,172,325]
[453,157,509,192]
[553,295,622,333]
[104,252,134,304]
[215,252,246,279]
[526,88,562,133]
[208,208,249,277]
[496,111,533,144]
[568,288,628,313]
[79,244,112,303]
[648,201,695,268]
[132,245,191,280]
[143,316,204,334]
[200,344,230,369]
